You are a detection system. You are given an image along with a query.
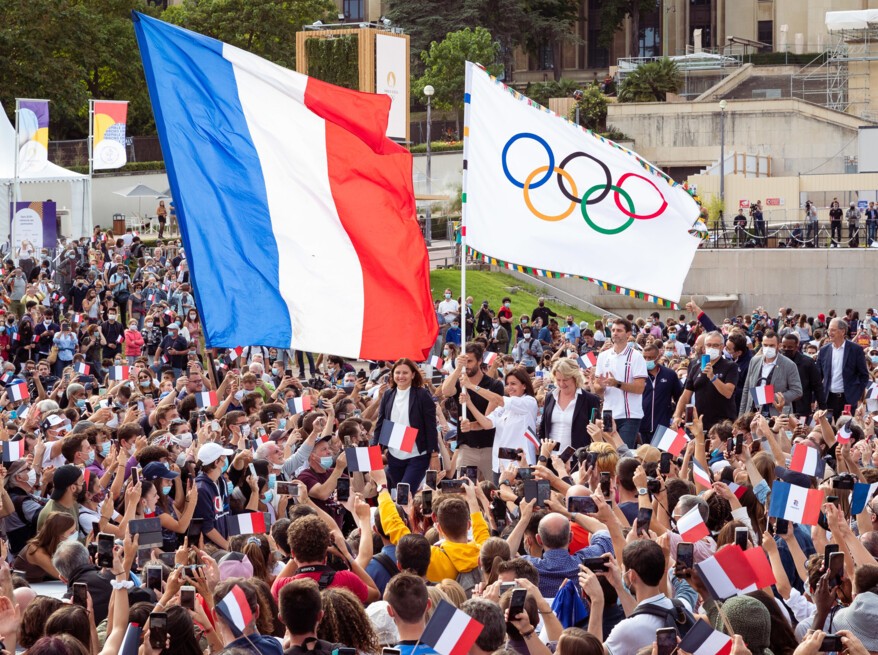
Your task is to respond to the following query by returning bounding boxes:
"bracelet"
[110,580,134,590]
[520,630,535,639]
[537,609,554,614]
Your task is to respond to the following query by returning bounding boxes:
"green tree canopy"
[617,58,681,102]
[598,0,657,58]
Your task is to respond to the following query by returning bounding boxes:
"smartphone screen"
[498,447,520,461]
[517,467,536,481]
[567,496,597,514]
[685,404,695,424]
[775,518,790,536]
[149,612,167,649]
[422,489,433,515]
[145,565,163,592]
[463,466,478,484]
[823,543,840,571]
[600,472,611,497]
[396,483,410,506]
[425,470,438,489]
[536,480,551,508]
[636,507,653,536]
[559,445,577,463]
[508,588,527,620]
[734,527,748,550]
[828,551,844,588]
[73,582,88,608]
[97,533,114,568]
[439,479,465,494]
[656,628,677,655]
[602,409,613,428]
[676,542,694,573]
[187,517,204,541]
[336,477,351,503]
[735,433,744,455]
[659,451,672,475]
[131,468,139,486]
[180,586,196,610]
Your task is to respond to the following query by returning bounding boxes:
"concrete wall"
[514,247,878,321]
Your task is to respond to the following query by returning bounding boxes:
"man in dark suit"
[781,333,824,416]
[817,318,870,417]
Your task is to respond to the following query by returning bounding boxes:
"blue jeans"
[615,418,641,449]
[386,451,431,490]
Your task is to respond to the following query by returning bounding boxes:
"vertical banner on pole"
[375,33,409,141]
[16,100,50,174]
[92,101,129,170]
[10,201,57,255]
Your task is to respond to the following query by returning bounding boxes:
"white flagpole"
[88,99,94,240]
[11,99,20,256]
[460,64,473,421]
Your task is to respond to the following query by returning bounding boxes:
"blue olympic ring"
[502,133,554,189]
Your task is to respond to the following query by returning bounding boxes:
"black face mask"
[782,349,797,359]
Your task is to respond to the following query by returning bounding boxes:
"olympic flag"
[462,62,704,306]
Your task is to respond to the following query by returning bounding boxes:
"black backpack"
[629,599,697,637]
[373,552,398,578]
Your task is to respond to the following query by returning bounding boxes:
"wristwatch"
[637,487,649,496]
[376,484,388,495]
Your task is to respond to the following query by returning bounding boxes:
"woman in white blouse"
[459,366,538,479]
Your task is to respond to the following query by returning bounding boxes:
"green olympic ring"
[581,184,635,235]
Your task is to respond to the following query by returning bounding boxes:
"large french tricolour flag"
[768,480,823,525]
[132,13,437,360]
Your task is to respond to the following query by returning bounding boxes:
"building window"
[343,0,363,21]
[758,20,773,51]
[587,0,609,68]
[639,27,660,58]
[538,42,554,70]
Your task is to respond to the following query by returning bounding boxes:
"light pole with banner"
[719,99,727,208]
[423,84,434,246]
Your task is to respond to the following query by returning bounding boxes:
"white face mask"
[706,348,721,360]
[763,346,777,360]
[65,532,79,543]
[25,469,37,487]
[174,432,193,448]
[241,424,251,437]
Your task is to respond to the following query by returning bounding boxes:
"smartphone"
[567,496,598,514]
[524,480,551,508]
[425,470,438,489]
[383,649,402,655]
[823,543,839,571]
[775,518,790,536]
[490,498,506,525]
[734,527,749,550]
[636,507,653,536]
[581,556,608,572]
[97,532,114,568]
[439,479,465,494]
[180,585,196,610]
[157,552,177,567]
[700,354,710,371]
[187,517,204,541]
[276,480,297,496]
[819,635,842,652]
[422,489,433,514]
[508,588,527,621]
[600,472,611,497]
[825,409,834,422]
[656,627,678,655]
[828,551,844,589]
[149,612,167,649]
[131,468,139,486]
[735,433,744,455]
[559,445,577,463]
[498,447,520,461]
[336,477,351,503]
[499,581,516,596]
[72,582,88,608]
[827,495,839,506]
[459,466,478,484]
[726,438,734,455]
[676,542,694,575]
[396,483,410,506]
[145,565,163,592]
[659,451,672,475]
[602,409,613,428]
[685,404,695,424]
[517,467,536,481]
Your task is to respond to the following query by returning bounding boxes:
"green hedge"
[410,141,463,153]
[305,35,359,90]
[69,161,166,174]
[746,52,820,65]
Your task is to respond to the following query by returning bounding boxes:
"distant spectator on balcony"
[846,202,861,247]
[829,198,843,246]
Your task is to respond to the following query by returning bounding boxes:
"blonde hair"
[634,444,661,463]
[551,358,584,387]
[588,442,619,475]
[425,586,450,622]
[437,579,467,608]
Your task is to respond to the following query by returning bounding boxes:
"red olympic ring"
[613,173,668,220]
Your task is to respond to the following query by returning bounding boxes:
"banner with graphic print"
[375,33,408,141]
[462,62,704,306]
[16,100,49,173]
[10,201,57,253]
[93,100,129,169]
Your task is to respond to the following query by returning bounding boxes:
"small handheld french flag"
[8,382,29,402]
[116,333,125,344]
[677,504,710,542]
[650,425,689,456]
[291,396,312,413]
[789,443,824,477]
[74,362,90,375]
[867,384,878,401]
[119,622,142,655]
[768,479,823,525]
[430,355,444,369]
[2,440,26,463]
[421,599,484,655]
[482,352,498,366]
[379,420,418,453]
[0,371,15,386]
[194,391,218,408]
[678,619,732,655]
[692,459,712,488]
[227,511,270,536]
[851,481,878,515]
[577,352,597,369]
[727,482,748,499]
[836,422,853,444]
[523,428,539,449]
[344,446,383,472]
[215,585,253,637]
[695,545,757,600]
[750,384,774,406]
[108,366,130,381]
[72,313,83,324]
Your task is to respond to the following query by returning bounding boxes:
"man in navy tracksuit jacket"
[640,345,683,439]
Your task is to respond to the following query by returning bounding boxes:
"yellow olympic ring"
[523,166,578,222]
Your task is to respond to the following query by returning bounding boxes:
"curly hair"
[287,515,330,563]
[704,493,733,534]
[317,587,379,654]
[19,596,64,648]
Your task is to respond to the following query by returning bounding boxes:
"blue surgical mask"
[162,485,173,495]
[278,418,287,431]
[871,355,878,365]
[263,490,274,503]
[319,456,334,469]
[85,450,95,466]
[221,459,229,474]
[645,360,656,371]
[271,368,279,376]
[669,333,676,340]
[268,474,276,489]
[75,398,86,409]
[100,441,111,457]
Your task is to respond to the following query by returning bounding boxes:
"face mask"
[492,321,499,328]
[65,532,79,543]
[451,323,459,329]
[263,490,274,504]
[706,348,721,360]
[872,355,878,365]
[645,360,656,371]
[234,390,245,402]
[220,458,230,474]
[444,293,451,299]
[522,318,528,325]
[26,469,37,487]
[85,450,95,466]
[278,418,287,431]
[108,314,116,321]
[319,456,334,469]
[175,432,193,448]
[75,398,86,409]
[443,349,450,357]
[162,485,173,495]
[539,302,544,307]
[271,368,279,376]
[240,424,251,437]
[504,302,510,307]
[664,350,674,358]
[504,364,514,372]
[99,441,111,458]
[523,332,531,339]
[763,347,777,360]
[145,322,153,328]
[567,320,573,326]
[268,474,277,489]
[189,313,196,319]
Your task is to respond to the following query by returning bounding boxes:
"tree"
[617,57,681,102]
[415,27,501,136]
[522,0,580,81]
[570,85,608,131]
[598,0,657,59]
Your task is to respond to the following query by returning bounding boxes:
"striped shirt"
[597,344,647,420]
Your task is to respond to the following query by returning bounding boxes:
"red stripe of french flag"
[677,504,710,542]
[195,391,219,407]
[379,420,418,453]
[650,425,689,456]
[8,382,28,402]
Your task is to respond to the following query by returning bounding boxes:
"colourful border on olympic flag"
[466,246,680,309]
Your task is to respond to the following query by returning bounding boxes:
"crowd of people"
[0,234,875,655]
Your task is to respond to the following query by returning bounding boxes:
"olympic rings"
[500,133,668,235]
[524,166,578,222]
[582,184,634,235]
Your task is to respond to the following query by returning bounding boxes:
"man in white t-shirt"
[436,289,459,338]
[594,318,647,448]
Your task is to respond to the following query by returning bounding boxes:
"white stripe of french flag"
[677,505,709,542]
[751,384,774,406]
[379,421,418,453]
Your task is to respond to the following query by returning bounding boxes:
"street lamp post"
[719,99,727,211]
[423,85,434,246]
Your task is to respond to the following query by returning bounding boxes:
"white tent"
[826,10,878,31]
[0,105,89,243]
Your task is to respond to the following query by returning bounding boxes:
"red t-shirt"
[271,570,368,603]
[568,522,591,554]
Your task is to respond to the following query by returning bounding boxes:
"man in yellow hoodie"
[371,469,489,584]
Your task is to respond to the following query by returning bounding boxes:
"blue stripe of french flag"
[768,480,823,525]
[344,446,384,472]
[378,420,418,453]
[132,12,437,360]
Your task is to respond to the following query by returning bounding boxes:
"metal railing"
[703,219,877,249]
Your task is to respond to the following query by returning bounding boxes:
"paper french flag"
[421,599,484,655]
[789,443,824,478]
[74,362,91,375]
[692,459,712,488]
[695,545,757,600]
[430,356,444,369]
[523,428,539,449]
[0,371,15,386]
[215,584,253,637]
[108,366,130,381]
[72,313,83,324]
[8,382,29,402]
[650,425,689,456]
[2,440,26,463]
[483,352,498,366]
[867,384,878,400]
[577,352,597,369]
[132,12,437,361]
[677,505,710,542]
[116,333,125,344]
[768,480,823,525]
[291,396,312,413]
[12,332,20,342]
[227,511,270,536]
[119,623,142,655]
[379,420,418,453]
[851,481,878,515]
[727,482,748,499]
[750,384,774,406]
[836,422,853,444]
[344,446,383,472]
[195,391,219,407]
[678,619,732,655]
[743,546,776,589]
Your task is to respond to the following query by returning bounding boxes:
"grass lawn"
[429,268,600,326]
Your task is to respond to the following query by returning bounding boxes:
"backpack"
[7,491,42,555]
[436,545,481,597]
[373,552,398,579]
[629,599,697,638]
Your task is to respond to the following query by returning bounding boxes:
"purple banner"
[9,201,57,253]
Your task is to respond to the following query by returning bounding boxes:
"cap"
[367,602,399,645]
[218,552,254,581]
[168,323,180,331]
[818,313,826,321]
[51,465,83,501]
[197,442,234,465]
[142,461,180,481]
[832,592,878,651]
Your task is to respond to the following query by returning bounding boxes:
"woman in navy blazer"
[373,358,439,489]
